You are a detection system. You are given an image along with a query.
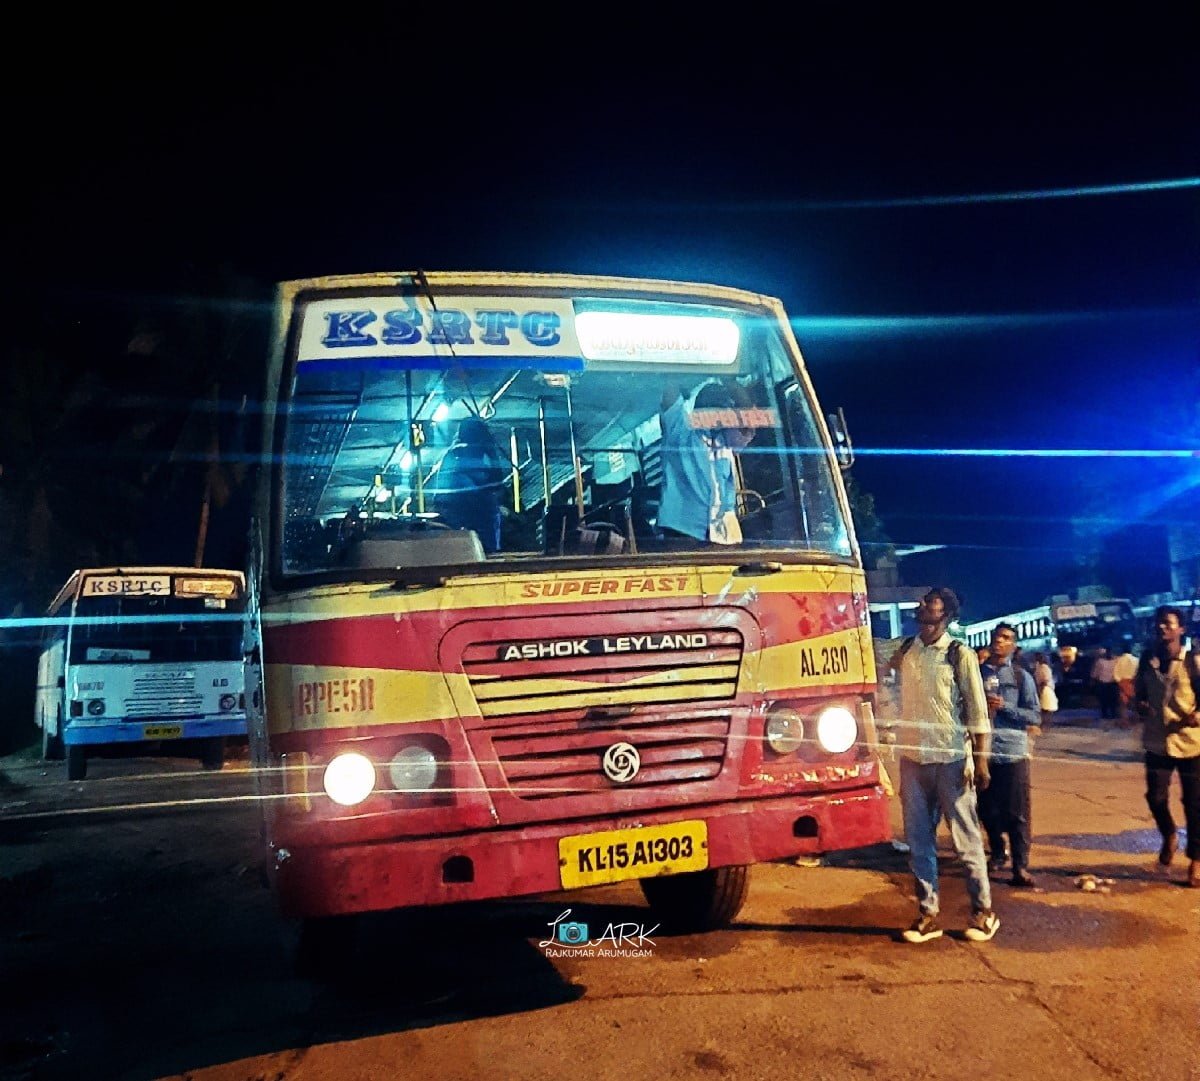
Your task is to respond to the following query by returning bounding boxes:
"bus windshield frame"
[272,284,856,587]
[70,575,246,666]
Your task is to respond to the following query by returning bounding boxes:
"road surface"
[1,717,1196,1081]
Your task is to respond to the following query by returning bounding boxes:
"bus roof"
[274,270,784,312]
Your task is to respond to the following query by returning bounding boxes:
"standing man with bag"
[1133,606,1200,888]
[893,587,999,943]
[978,623,1042,887]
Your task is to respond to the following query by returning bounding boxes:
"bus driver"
[657,379,754,546]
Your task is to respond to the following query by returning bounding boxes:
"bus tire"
[638,865,750,932]
[296,915,359,980]
[43,712,64,761]
[66,745,88,781]
[199,737,226,771]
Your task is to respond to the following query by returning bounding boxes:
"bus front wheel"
[66,745,87,781]
[296,915,359,980]
[42,712,64,761]
[639,865,750,933]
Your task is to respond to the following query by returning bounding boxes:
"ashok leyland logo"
[539,908,658,958]
[602,742,640,783]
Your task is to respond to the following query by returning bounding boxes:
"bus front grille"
[461,629,743,719]
[489,711,732,800]
[123,671,201,717]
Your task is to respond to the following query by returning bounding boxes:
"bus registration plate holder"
[143,724,183,740]
[558,820,708,889]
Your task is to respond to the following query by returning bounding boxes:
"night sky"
[7,14,1198,621]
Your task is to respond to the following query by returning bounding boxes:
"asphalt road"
[1,717,1196,1081]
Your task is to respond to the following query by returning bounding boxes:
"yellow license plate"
[558,820,709,889]
[143,724,183,740]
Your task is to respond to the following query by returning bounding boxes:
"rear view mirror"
[827,407,855,470]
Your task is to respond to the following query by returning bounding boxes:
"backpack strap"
[889,635,916,672]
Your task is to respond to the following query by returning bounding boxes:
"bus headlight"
[323,752,376,806]
[764,709,805,754]
[86,699,106,716]
[388,746,439,792]
[219,693,238,712]
[816,706,857,753]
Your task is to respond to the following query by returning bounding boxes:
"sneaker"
[987,846,1009,872]
[1159,832,1178,868]
[1010,869,1036,889]
[901,914,943,943]
[964,909,1000,942]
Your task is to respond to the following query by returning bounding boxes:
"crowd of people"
[879,590,1200,945]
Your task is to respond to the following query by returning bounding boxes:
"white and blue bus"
[963,597,1138,708]
[35,567,248,780]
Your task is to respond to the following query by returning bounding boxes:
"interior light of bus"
[175,578,238,599]
[432,401,450,422]
[574,312,740,364]
[388,745,440,792]
[323,752,376,807]
[816,706,857,754]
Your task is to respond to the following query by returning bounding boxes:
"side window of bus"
[780,382,847,552]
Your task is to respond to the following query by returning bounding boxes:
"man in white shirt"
[892,587,998,944]
[1091,648,1119,722]
[1112,645,1138,727]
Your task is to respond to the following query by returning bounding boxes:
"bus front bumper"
[63,716,249,746]
[272,785,891,918]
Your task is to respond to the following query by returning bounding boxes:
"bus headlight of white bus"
[86,699,106,716]
[388,746,439,792]
[218,693,238,712]
[815,706,857,754]
[323,752,376,806]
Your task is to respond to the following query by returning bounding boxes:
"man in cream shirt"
[892,587,998,943]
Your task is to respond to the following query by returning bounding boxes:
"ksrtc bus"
[963,606,1055,656]
[963,598,1137,707]
[248,271,891,960]
[35,567,248,780]
[964,600,1136,657]
[1133,599,1200,648]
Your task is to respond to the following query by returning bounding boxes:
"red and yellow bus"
[248,270,890,959]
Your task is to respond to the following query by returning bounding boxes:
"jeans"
[900,756,993,916]
[1144,752,1200,860]
[1098,682,1120,720]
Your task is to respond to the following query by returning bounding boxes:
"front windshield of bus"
[71,579,245,665]
[277,289,852,578]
